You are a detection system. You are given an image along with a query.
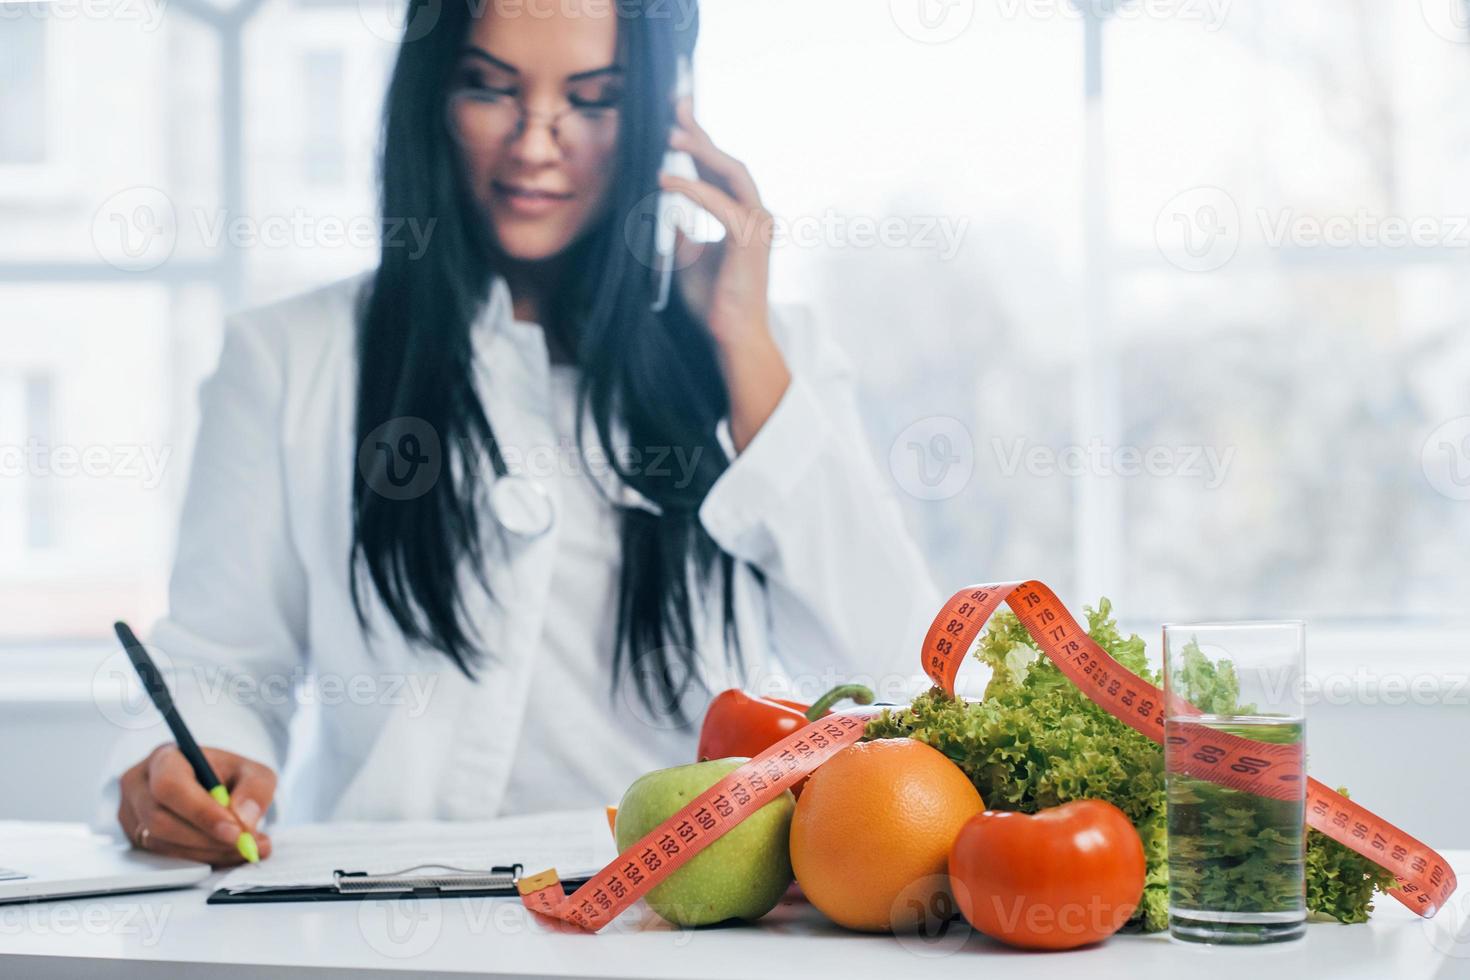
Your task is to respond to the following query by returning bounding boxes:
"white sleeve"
[698,305,941,701]
[96,313,308,830]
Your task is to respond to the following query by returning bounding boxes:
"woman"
[106,0,937,865]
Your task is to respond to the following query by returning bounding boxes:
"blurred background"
[2,0,1467,839]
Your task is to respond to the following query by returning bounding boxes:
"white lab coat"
[101,272,939,825]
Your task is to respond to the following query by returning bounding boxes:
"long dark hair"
[350,0,754,725]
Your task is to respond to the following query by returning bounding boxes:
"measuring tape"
[921,581,1457,918]
[519,579,1457,929]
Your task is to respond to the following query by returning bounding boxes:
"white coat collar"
[472,274,663,518]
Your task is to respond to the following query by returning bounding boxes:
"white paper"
[216,808,616,893]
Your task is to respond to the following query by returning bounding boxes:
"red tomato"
[948,799,1145,951]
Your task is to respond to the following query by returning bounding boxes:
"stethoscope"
[487,431,555,539]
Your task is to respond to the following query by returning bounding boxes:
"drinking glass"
[1162,620,1307,945]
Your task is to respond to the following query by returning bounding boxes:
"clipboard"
[207,863,594,905]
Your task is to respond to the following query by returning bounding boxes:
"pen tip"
[237,832,260,864]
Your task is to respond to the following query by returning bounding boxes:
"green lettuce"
[864,599,1394,930]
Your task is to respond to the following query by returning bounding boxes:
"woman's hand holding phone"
[660,97,791,453]
[117,745,276,866]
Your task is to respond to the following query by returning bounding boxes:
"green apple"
[614,757,795,927]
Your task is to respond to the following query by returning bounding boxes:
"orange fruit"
[789,738,984,932]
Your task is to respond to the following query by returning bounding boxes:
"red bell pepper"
[696,683,875,763]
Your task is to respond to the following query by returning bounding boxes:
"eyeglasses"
[451,88,621,155]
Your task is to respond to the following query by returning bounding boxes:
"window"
[23,374,56,550]
[302,48,347,187]
[1,0,1466,648]
[696,0,1470,636]
[0,16,47,164]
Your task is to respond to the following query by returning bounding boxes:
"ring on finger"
[134,824,151,850]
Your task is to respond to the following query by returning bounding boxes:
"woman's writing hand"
[661,97,790,452]
[117,744,275,866]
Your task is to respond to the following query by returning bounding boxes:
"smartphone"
[651,55,697,313]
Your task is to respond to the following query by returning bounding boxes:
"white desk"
[2,851,1468,980]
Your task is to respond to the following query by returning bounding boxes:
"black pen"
[113,621,260,863]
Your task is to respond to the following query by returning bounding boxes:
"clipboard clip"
[332,863,525,895]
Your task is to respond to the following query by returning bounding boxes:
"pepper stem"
[805,683,875,721]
